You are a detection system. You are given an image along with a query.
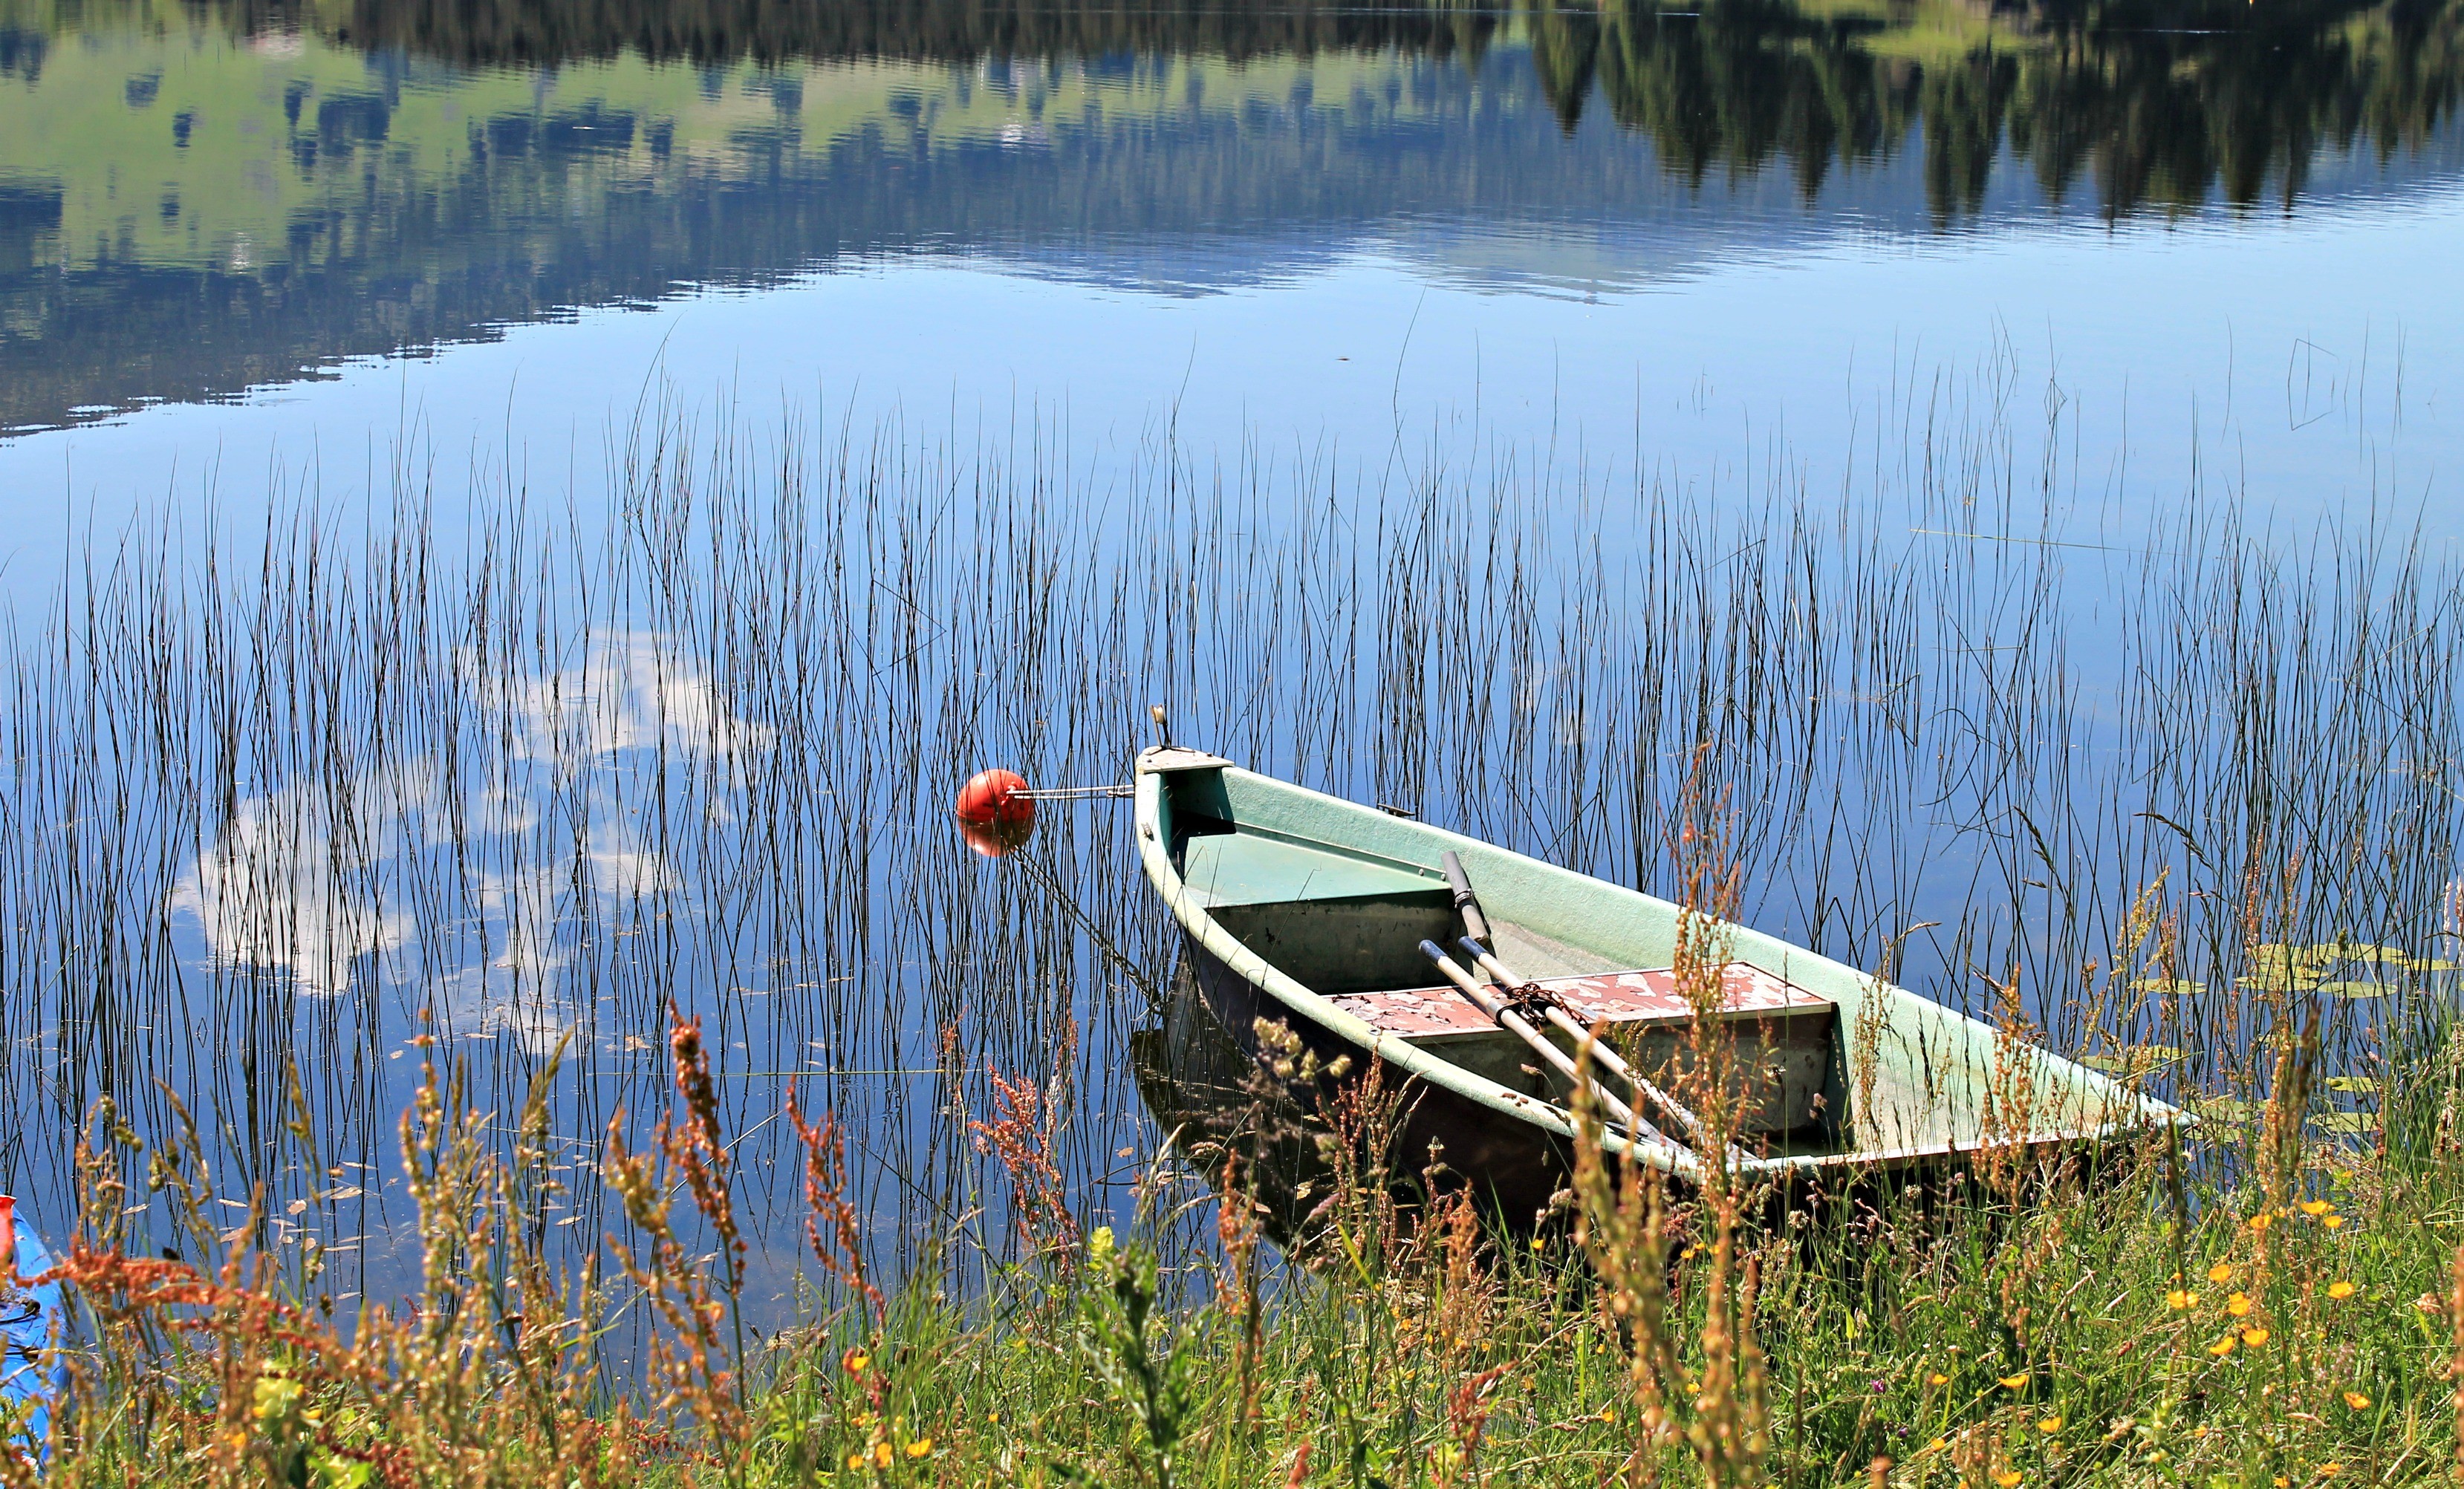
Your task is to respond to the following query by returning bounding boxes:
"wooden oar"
[1456,936,1750,1168]
[1417,940,1683,1155]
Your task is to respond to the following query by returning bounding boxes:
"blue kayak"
[1,1213,65,1459]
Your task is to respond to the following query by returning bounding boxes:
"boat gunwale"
[1132,749,2189,1181]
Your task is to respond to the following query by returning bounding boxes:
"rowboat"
[1132,745,2185,1219]
[1,1199,65,1460]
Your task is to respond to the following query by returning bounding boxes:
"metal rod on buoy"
[1150,704,1172,746]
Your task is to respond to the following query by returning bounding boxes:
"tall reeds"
[0,367,2454,1482]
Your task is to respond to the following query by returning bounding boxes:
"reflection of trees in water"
[1565,0,2464,219]
[194,0,1503,68]
[27,0,2462,218]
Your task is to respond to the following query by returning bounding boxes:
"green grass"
[18,973,2464,1488]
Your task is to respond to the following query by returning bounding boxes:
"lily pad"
[2081,1046,2186,1078]
[2129,977,2206,996]
[2318,980,2390,1000]
[2307,1110,2382,1136]
[2324,1076,2381,1095]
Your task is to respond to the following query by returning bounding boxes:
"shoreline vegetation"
[0,392,2459,1484]
[14,898,2464,1488]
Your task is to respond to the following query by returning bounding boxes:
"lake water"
[2,0,2461,1321]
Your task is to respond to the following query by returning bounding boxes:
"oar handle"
[1440,851,1493,943]
[1456,936,1748,1168]
[1418,941,1677,1154]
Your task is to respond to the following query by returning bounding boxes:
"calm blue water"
[2,0,2460,1317]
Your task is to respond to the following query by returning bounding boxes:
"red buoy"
[955,768,1036,857]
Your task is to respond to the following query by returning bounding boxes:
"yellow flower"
[251,1375,302,1421]
[2319,1464,2342,1477]
[873,1441,894,1468]
[1999,1374,2029,1390]
[1530,1235,1545,1251]
[2241,1327,2270,1348]
[2208,1335,2237,1357]
[2327,1281,2357,1300]
[2167,1289,2197,1311]
[2343,1392,2371,1410]
[2228,1292,2253,1317]
[2300,1200,2333,1216]
[2275,1477,2290,1488]
[845,1454,865,1470]
[1928,1372,1951,1387]
[2323,1215,2346,1230]
[906,1439,934,1459]
[1996,1472,2023,1488]
[842,1348,871,1375]
[2250,1213,2275,1231]
[1088,1225,1116,1266]
[2208,1262,2234,1284]
[2038,1415,2062,1433]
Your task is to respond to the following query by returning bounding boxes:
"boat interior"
[1155,755,2149,1166]
[1174,806,1852,1156]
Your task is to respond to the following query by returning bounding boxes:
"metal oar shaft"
[1417,941,1672,1150]
[1458,936,1751,1168]
[1441,851,1492,943]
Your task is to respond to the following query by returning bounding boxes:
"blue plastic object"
[1,1211,65,1462]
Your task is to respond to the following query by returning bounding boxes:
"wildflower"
[2167,1289,2197,1310]
[873,1441,894,1469]
[1928,1438,1948,1453]
[842,1348,871,1375]
[845,1454,865,1470]
[2227,1292,2253,1317]
[2322,1215,2346,1230]
[2038,1416,2062,1433]
[2319,1464,2341,1477]
[2342,1392,2370,1410]
[1088,1226,1116,1267]
[2300,1200,2333,1217]
[252,1375,302,1421]
[1530,1235,1545,1251]
[1995,1472,2023,1487]
[2275,1478,2289,1487]
[2208,1335,2237,1357]
[2241,1328,2269,1348]
[1928,1372,1951,1387]
[2327,1281,2357,1300]
[906,1439,933,1459]
[2250,1213,2274,1231]
[2208,1262,2234,1284]
[1999,1374,2029,1391]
